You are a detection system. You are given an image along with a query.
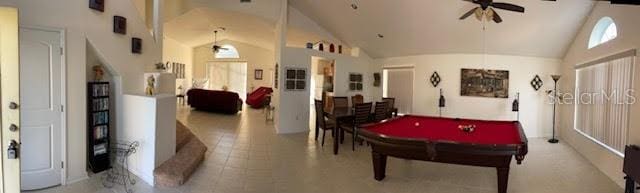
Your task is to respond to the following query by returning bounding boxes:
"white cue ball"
[415,122,420,126]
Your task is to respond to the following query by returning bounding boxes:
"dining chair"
[351,94,364,106]
[373,101,389,122]
[382,97,397,118]
[333,97,349,109]
[341,102,372,151]
[314,100,335,146]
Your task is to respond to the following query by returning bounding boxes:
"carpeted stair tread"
[176,121,194,152]
[154,121,207,187]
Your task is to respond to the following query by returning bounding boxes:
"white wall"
[122,94,176,185]
[193,39,275,92]
[0,0,161,183]
[163,37,193,93]
[558,3,640,188]
[377,54,561,138]
[286,5,348,51]
[277,47,381,133]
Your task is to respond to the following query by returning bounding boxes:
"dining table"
[324,107,357,155]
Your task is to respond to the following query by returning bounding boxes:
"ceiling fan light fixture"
[486,8,495,22]
[474,8,484,21]
[351,3,358,10]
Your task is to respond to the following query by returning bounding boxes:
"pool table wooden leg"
[372,152,387,181]
[497,167,510,193]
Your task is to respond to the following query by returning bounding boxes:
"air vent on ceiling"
[240,0,251,3]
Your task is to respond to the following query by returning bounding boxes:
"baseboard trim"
[66,173,89,184]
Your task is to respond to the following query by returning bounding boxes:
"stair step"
[176,121,194,152]
[154,121,207,187]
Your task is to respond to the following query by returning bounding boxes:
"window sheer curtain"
[574,52,635,154]
[206,62,248,101]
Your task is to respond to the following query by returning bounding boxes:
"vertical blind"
[575,51,635,154]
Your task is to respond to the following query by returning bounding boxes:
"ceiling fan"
[542,0,640,5]
[460,0,525,23]
[211,28,227,53]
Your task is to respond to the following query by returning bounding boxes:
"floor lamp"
[549,75,561,144]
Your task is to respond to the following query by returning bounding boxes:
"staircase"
[153,121,207,187]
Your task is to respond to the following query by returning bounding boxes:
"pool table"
[359,115,528,193]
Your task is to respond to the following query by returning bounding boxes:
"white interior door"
[19,27,63,190]
[384,68,414,114]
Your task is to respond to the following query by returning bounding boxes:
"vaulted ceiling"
[289,0,595,59]
[164,7,276,49]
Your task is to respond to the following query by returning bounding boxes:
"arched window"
[215,44,240,59]
[588,17,618,49]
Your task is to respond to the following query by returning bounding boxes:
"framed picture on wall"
[285,68,306,91]
[113,16,127,34]
[349,73,364,91]
[89,0,105,12]
[255,69,263,80]
[274,63,279,88]
[460,68,509,98]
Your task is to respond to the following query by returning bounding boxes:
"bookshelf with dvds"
[87,82,111,173]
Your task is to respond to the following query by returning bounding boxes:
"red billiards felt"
[364,115,522,145]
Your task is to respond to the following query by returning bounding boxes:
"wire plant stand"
[102,141,140,193]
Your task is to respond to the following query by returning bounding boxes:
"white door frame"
[19,25,67,185]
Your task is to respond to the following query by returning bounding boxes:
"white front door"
[19,27,63,190]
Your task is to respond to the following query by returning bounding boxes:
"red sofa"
[246,87,273,108]
[187,89,242,114]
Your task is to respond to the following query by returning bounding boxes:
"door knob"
[9,102,18,110]
[8,124,17,132]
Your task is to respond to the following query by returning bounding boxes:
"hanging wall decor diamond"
[531,75,543,91]
[430,71,441,87]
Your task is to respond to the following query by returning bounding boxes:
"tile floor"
[27,106,623,193]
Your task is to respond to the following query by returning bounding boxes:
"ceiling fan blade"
[460,7,479,20]
[491,2,525,13]
[486,8,494,21]
[610,0,640,5]
[492,10,503,23]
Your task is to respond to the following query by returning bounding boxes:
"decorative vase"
[338,45,343,54]
[319,43,324,51]
[306,43,313,49]
[330,44,335,53]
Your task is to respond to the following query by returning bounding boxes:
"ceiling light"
[377,34,384,38]
[351,4,358,10]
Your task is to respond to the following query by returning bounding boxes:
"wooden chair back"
[314,100,327,129]
[382,97,396,116]
[354,102,373,126]
[333,97,349,109]
[373,101,389,122]
[382,97,395,109]
[351,94,364,106]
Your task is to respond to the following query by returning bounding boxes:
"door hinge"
[61,161,64,168]
[60,47,64,55]
[61,105,64,112]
